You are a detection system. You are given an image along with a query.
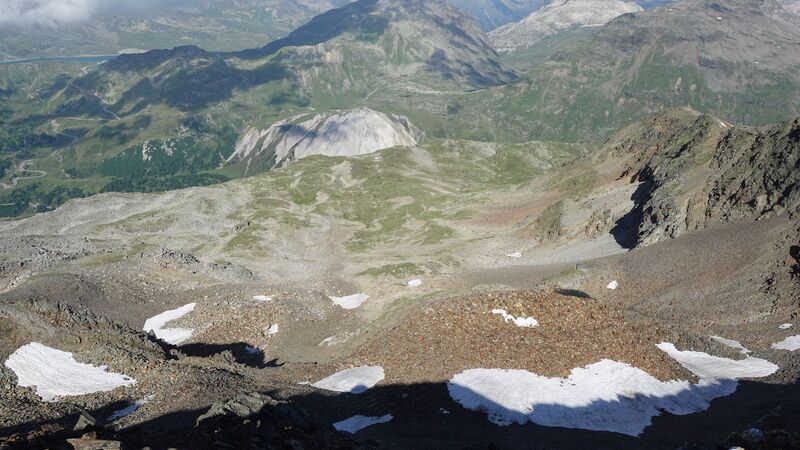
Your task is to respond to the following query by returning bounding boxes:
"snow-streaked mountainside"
[490,0,644,51]
[227,108,419,173]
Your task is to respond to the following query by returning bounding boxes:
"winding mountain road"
[0,159,48,189]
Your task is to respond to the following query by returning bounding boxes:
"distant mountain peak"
[233,0,516,87]
[490,0,644,52]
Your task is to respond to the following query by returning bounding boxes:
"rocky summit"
[1,0,799,449]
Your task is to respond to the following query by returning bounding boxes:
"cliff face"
[607,109,800,247]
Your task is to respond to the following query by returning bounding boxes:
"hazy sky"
[0,0,190,27]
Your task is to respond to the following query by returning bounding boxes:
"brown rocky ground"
[351,289,689,384]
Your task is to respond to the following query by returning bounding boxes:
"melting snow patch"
[333,414,393,434]
[448,344,778,436]
[266,323,279,336]
[312,366,384,394]
[319,336,337,346]
[607,280,619,290]
[771,335,800,351]
[330,294,369,309]
[253,295,273,303]
[407,279,422,287]
[710,336,750,354]
[143,303,196,345]
[108,395,153,421]
[656,343,778,379]
[4,343,136,402]
[779,323,793,330]
[491,309,538,328]
[506,252,522,259]
[439,408,451,415]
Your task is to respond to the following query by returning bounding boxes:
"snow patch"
[710,336,750,354]
[253,295,273,303]
[491,309,538,328]
[266,323,279,336]
[108,395,153,421]
[143,303,196,345]
[333,414,393,434]
[4,343,136,402]
[330,294,369,310]
[312,366,384,394]
[506,252,522,259]
[319,336,337,346]
[771,335,800,351]
[607,280,619,290]
[779,323,793,330]
[407,279,422,287]
[448,343,778,436]
[656,343,778,379]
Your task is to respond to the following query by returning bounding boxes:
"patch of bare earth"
[352,289,689,384]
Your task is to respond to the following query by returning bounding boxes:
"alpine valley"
[0,0,799,448]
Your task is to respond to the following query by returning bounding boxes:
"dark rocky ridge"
[608,108,800,247]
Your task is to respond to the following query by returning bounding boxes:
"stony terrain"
[0,109,798,448]
[1,0,799,447]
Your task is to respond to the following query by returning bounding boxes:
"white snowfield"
[142,303,196,345]
[771,335,800,351]
[333,414,393,433]
[4,343,136,402]
[448,342,778,436]
[312,366,385,394]
[329,294,369,310]
[253,295,273,303]
[607,280,619,290]
[407,279,422,287]
[491,309,539,328]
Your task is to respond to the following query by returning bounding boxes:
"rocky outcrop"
[607,109,800,247]
[490,0,643,51]
[153,247,257,282]
[227,108,419,174]
[0,391,371,449]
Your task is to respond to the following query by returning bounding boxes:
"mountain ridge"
[490,0,644,52]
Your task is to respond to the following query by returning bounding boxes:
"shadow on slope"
[3,376,799,449]
[231,0,386,60]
